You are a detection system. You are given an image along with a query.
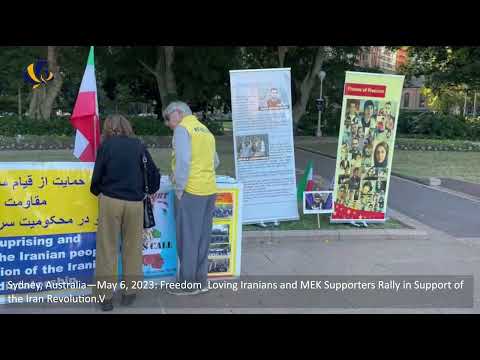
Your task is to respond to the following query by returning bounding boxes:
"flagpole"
[93,114,97,161]
[92,46,97,161]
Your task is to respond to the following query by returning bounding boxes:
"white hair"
[162,101,192,120]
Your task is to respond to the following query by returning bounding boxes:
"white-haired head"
[163,101,192,120]
[162,101,193,130]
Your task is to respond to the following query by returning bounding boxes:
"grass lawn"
[295,137,339,157]
[0,146,404,230]
[244,206,405,231]
[0,148,237,178]
[294,137,480,184]
[392,151,480,184]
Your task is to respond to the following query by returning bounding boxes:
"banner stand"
[0,168,242,304]
[330,71,405,225]
[229,68,299,225]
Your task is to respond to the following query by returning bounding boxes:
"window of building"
[403,93,410,108]
[419,95,426,108]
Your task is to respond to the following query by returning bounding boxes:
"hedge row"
[394,138,480,152]
[0,135,172,151]
[0,115,225,137]
[297,107,342,136]
[397,111,480,141]
[298,109,480,141]
[4,112,477,140]
[2,134,479,152]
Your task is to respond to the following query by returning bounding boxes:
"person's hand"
[170,174,176,185]
[149,192,160,203]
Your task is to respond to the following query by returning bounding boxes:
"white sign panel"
[229,68,299,224]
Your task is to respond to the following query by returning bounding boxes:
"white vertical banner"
[229,68,299,224]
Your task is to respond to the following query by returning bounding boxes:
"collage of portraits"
[335,99,397,213]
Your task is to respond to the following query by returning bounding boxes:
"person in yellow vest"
[162,101,219,295]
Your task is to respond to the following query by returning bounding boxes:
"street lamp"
[317,70,326,137]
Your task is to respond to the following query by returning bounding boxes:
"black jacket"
[90,136,157,201]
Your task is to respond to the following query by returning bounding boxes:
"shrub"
[409,112,470,139]
[397,110,425,134]
[297,113,316,136]
[200,116,224,136]
[0,115,226,137]
[394,138,480,152]
[297,106,341,137]
[396,111,480,141]
[0,115,172,137]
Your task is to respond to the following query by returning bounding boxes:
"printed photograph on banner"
[236,134,269,161]
[209,187,239,277]
[332,74,403,222]
[258,87,290,111]
[208,258,230,273]
[208,243,231,258]
[142,190,176,277]
[211,224,230,244]
[213,204,233,219]
[213,192,234,219]
[303,191,334,214]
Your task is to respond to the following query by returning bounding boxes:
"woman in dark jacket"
[90,114,160,311]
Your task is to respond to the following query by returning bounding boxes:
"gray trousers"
[175,191,216,287]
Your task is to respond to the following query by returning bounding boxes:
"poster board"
[331,72,405,223]
[0,162,242,304]
[229,68,298,224]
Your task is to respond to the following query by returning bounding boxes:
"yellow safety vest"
[171,115,217,196]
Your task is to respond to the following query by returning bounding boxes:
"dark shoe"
[121,294,137,306]
[100,299,114,312]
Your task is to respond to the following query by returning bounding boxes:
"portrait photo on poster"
[236,134,269,161]
[303,191,334,214]
[258,87,290,111]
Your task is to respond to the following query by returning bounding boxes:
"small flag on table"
[297,160,314,201]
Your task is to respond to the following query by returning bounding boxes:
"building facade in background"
[400,76,428,111]
[355,46,404,73]
[356,47,428,111]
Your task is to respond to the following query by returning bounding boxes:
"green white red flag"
[70,46,101,162]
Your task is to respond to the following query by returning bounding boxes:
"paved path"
[440,178,480,199]
[295,148,480,238]
[2,221,479,313]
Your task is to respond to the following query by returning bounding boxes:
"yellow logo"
[23,59,54,89]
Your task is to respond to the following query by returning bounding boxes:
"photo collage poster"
[331,72,405,223]
[209,185,242,277]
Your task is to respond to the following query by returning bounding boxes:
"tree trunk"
[29,87,46,119]
[164,46,177,101]
[28,46,63,120]
[140,46,178,113]
[292,47,327,132]
[18,85,22,121]
[278,46,288,67]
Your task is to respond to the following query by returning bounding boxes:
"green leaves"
[406,47,480,90]
[0,116,171,137]
[397,111,480,141]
